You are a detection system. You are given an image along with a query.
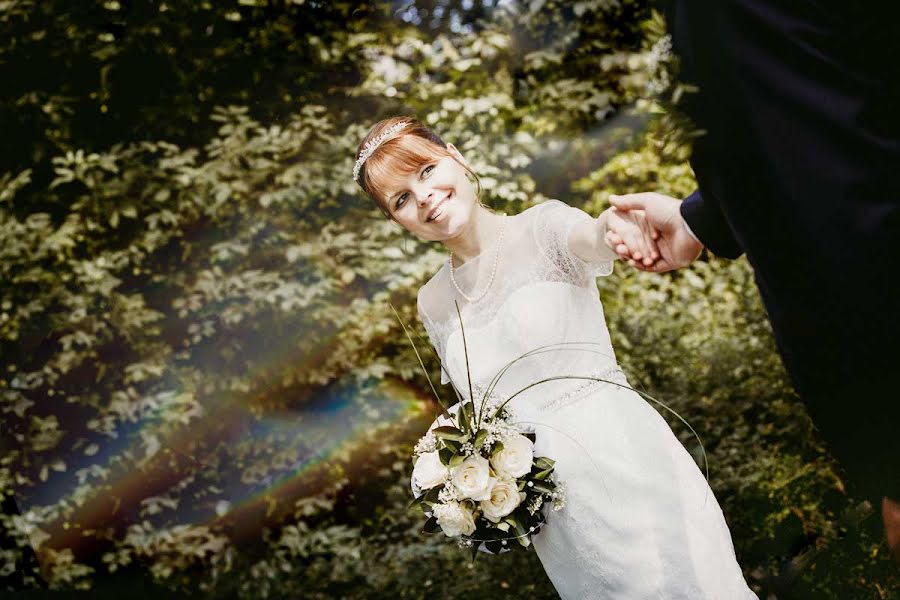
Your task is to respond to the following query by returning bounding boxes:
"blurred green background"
[1,1,896,598]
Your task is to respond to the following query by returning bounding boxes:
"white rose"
[432,501,477,537]
[490,434,533,479]
[412,451,448,490]
[480,478,526,522]
[450,455,495,501]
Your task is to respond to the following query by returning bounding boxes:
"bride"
[354,117,757,599]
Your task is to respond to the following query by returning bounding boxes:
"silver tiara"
[353,121,410,182]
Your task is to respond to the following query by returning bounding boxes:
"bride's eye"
[395,166,435,210]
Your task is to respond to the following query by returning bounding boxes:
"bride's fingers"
[619,228,647,262]
[633,210,660,264]
[604,230,623,249]
[628,225,654,265]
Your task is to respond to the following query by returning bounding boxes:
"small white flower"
[491,434,534,479]
[413,431,437,455]
[552,480,568,511]
[527,494,544,515]
[433,501,476,538]
[412,451,448,490]
[450,454,495,501]
[438,482,460,503]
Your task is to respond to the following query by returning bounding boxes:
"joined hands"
[601,192,704,273]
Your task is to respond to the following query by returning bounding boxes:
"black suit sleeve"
[679,189,744,259]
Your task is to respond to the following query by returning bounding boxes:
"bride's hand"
[601,206,660,268]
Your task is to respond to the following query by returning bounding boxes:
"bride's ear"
[447,143,469,168]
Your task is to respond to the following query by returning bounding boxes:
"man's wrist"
[680,216,703,246]
[678,216,705,265]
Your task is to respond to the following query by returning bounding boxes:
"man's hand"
[600,206,661,267]
[606,192,704,272]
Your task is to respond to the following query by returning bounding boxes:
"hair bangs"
[364,134,449,207]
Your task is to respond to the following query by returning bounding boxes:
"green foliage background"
[1,1,896,598]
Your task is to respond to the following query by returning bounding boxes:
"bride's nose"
[416,189,435,207]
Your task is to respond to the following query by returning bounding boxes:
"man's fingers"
[648,259,676,273]
[609,194,648,212]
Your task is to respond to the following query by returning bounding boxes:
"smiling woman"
[351,118,758,599]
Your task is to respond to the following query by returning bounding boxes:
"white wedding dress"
[416,200,757,599]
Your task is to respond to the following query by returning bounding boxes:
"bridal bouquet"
[409,394,566,555]
[392,303,567,557]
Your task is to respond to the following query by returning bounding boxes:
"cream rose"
[433,501,476,537]
[450,455,495,501]
[490,434,534,479]
[480,478,526,522]
[412,451,448,490]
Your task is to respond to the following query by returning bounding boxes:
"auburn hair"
[355,116,482,219]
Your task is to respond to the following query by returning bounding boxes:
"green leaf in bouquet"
[517,480,527,491]
[485,540,503,554]
[449,453,466,468]
[510,514,529,539]
[534,457,555,470]
[422,515,441,534]
[408,492,426,509]
[443,439,462,454]
[438,447,455,466]
[523,432,536,444]
[460,401,474,433]
[531,480,556,495]
[491,441,504,454]
[470,540,482,562]
[433,426,468,442]
[533,468,554,480]
[424,484,444,501]
[473,428,488,448]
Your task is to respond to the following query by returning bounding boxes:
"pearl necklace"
[449,215,507,304]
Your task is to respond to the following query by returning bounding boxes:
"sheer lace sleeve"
[417,291,452,385]
[533,199,614,284]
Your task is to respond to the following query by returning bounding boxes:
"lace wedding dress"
[417,200,757,599]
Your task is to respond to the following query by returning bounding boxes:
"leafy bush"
[1,1,896,598]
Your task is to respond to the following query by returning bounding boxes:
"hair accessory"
[353,121,410,182]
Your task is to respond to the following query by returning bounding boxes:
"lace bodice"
[417,199,617,410]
